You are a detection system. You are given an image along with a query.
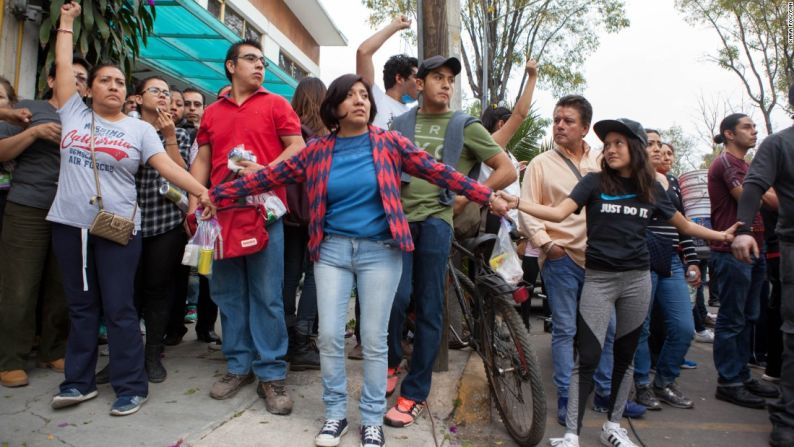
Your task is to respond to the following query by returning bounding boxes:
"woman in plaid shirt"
[203,73,507,447]
[132,76,192,384]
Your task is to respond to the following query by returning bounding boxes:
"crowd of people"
[0,6,792,447]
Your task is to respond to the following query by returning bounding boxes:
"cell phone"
[156,107,160,114]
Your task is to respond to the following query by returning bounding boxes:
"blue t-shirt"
[324,133,390,239]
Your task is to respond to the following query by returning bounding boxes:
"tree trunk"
[421,0,449,58]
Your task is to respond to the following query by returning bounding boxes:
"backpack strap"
[391,108,418,183]
[438,111,480,206]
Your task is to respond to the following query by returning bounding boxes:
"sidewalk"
[448,314,775,447]
[0,330,470,447]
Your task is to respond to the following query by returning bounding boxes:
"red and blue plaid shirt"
[210,125,492,261]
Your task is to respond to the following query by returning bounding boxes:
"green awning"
[137,0,298,100]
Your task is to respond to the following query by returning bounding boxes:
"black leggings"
[136,226,186,345]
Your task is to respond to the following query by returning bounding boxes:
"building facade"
[0,0,345,100]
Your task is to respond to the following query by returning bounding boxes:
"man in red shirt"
[189,39,305,415]
[708,113,778,409]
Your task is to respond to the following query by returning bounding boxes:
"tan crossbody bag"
[87,113,136,245]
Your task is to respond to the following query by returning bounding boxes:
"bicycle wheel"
[482,298,546,446]
[448,267,478,348]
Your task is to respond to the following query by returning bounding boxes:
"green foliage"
[464,100,549,163]
[506,108,551,163]
[362,0,629,103]
[699,145,721,170]
[675,0,793,134]
[37,0,156,94]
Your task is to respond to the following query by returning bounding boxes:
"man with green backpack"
[385,55,516,427]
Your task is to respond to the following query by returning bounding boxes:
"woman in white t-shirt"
[47,2,213,417]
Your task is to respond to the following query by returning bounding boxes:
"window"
[244,23,261,42]
[207,0,222,18]
[206,0,261,41]
[224,7,244,37]
[279,51,307,80]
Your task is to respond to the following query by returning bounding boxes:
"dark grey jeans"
[0,201,67,370]
[769,241,794,429]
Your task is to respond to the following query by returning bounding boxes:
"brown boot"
[257,380,293,415]
[209,372,254,400]
[1,370,29,387]
[38,358,65,373]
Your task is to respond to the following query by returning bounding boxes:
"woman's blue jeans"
[634,255,695,388]
[314,235,402,426]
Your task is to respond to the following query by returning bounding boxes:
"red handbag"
[214,204,269,260]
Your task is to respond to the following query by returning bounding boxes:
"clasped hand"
[488,191,512,217]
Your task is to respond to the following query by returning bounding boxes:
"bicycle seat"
[459,233,497,259]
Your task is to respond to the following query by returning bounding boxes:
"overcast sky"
[318,0,790,163]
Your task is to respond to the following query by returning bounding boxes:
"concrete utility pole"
[418,0,462,373]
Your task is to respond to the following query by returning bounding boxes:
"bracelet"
[165,142,178,146]
[57,28,74,34]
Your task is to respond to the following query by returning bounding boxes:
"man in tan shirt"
[519,95,645,425]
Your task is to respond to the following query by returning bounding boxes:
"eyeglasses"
[234,54,268,66]
[144,87,171,98]
[75,74,88,85]
[184,100,203,108]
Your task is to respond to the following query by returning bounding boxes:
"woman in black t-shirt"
[498,118,737,447]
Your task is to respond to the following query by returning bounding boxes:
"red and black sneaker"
[384,396,425,427]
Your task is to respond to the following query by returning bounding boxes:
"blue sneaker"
[315,418,348,446]
[624,399,648,418]
[592,394,647,419]
[557,396,568,426]
[51,388,98,409]
[680,359,698,369]
[110,395,147,416]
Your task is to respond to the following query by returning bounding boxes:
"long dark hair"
[292,77,329,137]
[599,135,657,203]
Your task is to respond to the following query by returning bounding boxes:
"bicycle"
[447,233,546,446]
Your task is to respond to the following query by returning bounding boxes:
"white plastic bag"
[246,191,287,221]
[489,218,523,285]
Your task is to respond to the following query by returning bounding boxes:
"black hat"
[416,55,461,79]
[593,118,648,146]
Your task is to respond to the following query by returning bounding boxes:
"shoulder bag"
[88,113,136,245]
[212,171,270,260]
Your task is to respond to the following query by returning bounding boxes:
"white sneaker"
[600,422,637,447]
[762,374,780,383]
[549,433,579,447]
[694,329,714,343]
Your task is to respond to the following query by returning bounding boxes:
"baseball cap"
[593,118,648,146]
[416,55,461,79]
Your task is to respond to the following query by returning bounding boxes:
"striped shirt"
[646,174,698,266]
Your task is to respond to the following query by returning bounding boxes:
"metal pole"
[481,31,488,112]
[417,0,423,63]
